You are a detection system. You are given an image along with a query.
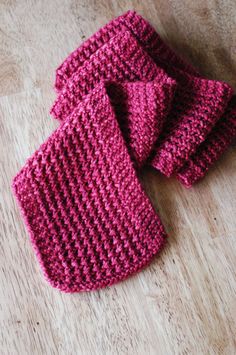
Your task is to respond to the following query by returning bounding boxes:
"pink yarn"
[12,11,236,293]
[54,11,198,92]
[151,75,233,176]
[52,11,234,181]
[177,97,236,187]
[107,80,176,167]
[51,31,169,121]
[13,80,174,292]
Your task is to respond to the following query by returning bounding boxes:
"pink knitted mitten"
[13,81,173,292]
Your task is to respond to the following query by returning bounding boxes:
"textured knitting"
[107,80,176,167]
[52,12,233,180]
[12,81,169,292]
[151,75,233,176]
[51,30,177,167]
[13,11,236,294]
[51,31,171,121]
[177,97,236,187]
[54,11,198,92]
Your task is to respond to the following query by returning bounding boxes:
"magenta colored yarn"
[13,11,236,293]
[13,80,175,292]
[52,11,234,183]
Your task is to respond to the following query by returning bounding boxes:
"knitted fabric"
[177,97,236,187]
[12,81,172,292]
[51,31,171,122]
[52,11,234,181]
[151,75,233,176]
[52,30,177,167]
[107,80,176,167]
[54,11,198,92]
[13,11,236,294]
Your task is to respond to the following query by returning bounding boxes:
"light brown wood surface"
[0,1,236,354]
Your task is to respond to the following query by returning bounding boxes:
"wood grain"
[0,1,236,354]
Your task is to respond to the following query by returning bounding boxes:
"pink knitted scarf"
[13,11,236,292]
[13,80,173,292]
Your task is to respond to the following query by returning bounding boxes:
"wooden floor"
[0,1,236,354]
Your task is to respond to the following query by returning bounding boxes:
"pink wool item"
[13,11,236,293]
[52,11,234,182]
[51,31,170,122]
[107,79,176,167]
[177,97,236,187]
[54,11,198,92]
[12,80,174,292]
[151,75,233,176]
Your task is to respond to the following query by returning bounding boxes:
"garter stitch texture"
[51,31,170,121]
[13,11,236,293]
[107,79,176,167]
[177,97,236,187]
[13,81,173,292]
[54,11,198,92]
[52,11,234,181]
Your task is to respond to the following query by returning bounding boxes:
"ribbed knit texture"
[13,81,172,292]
